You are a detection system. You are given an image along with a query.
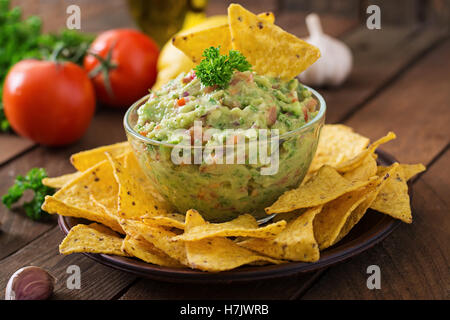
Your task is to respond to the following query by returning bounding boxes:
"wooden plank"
[284,0,361,20]
[0,227,136,300]
[275,12,358,38]
[119,269,326,300]
[0,134,35,166]
[11,0,136,33]
[0,108,125,260]
[300,41,450,300]
[319,26,447,124]
[345,40,450,164]
[302,149,450,299]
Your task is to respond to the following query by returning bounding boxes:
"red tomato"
[3,60,95,146]
[84,29,159,108]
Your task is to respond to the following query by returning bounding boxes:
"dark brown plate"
[58,150,407,283]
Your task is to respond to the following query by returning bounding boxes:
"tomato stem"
[49,43,65,62]
[87,41,118,99]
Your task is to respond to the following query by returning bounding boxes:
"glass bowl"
[124,85,326,222]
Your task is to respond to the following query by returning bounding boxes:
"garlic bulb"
[298,13,353,87]
[5,266,55,300]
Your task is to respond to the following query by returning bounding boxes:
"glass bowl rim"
[124,85,326,148]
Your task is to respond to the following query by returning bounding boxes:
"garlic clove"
[298,13,353,87]
[5,266,55,300]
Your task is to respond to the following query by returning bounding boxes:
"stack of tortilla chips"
[42,124,425,272]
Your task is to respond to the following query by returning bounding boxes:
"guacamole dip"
[131,70,323,221]
[135,71,317,143]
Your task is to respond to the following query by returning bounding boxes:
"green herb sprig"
[194,46,252,88]
[2,168,55,220]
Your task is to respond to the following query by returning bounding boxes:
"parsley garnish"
[2,168,54,220]
[194,46,252,88]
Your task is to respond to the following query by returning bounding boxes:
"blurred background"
[10,0,450,36]
[1,0,449,155]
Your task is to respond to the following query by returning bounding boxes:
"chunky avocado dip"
[129,49,324,222]
[135,70,317,144]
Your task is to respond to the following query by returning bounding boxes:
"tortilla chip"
[42,172,82,189]
[266,165,374,214]
[400,163,426,181]
[41,157,124,232]
[173,213,286,241]
[273,210,302,224]
[370,165,412,223]
[70,141,130,171]
[119,219,188,265]
[142,213,186,230]
[121,235,183,267]
[51,158,119,214]
[343,153,378,182]
[106,152,169,219]
[309,124,370,172]
[313,188,370,250]
[59,223,127,256]
[228,4,320,79]
[316,164,400,249]
[124,152,172,211]
[42,196,123,234]
[336,132,396,173]
[173,12,274,64]
[184,210,283,271]
[239,206,322,261]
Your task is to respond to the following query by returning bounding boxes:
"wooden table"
[1,0,449,300]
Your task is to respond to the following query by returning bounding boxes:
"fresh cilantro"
[2,168,55,220]
[194,46,251,88]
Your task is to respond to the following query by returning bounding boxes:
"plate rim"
[57,149,405,283]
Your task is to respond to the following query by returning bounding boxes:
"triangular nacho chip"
[370,165,413,223]
[313,187,370,250]
[173,12,274,64]
[70,141,130,171]
[400,163,426,181]
[266,166,374,214]
[309,124,370,173]
[336,132,396,172]
[173,213,286,241]
[125,152,172,211]
[142,213,186,230]
[59,223,127,256]
[42,171,82,189]
[322,163,399,249]
[343,153,378,182]
[41,158,123,233]
[121,235,183,267]
[228,4,320,79]
[239,206,322,262]
[42,196,123,233]
[119,219,188,265]
[184,210,283,271]
[52,158,120,215]
[107,152,169,219]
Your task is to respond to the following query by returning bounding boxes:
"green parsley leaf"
[2,168,55,220]
[194,46,252,88]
